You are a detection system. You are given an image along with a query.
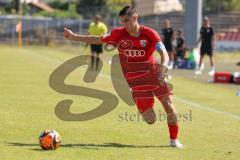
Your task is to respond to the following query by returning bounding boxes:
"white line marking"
[174,96,240,120]
[23,50,240,121]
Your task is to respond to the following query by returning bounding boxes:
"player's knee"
[142,110,156,125]
[145,118,156,124]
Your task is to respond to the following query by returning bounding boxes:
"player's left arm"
[156,41,169,73]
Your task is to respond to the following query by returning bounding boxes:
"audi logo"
[124,50,145,57]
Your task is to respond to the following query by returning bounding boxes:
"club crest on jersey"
[140,40,147,47]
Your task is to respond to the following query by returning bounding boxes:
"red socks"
[168,124,179,140]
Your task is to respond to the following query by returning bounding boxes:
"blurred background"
[0,0,239,52]
[1,2,240,159]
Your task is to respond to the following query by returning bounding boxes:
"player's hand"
[159,64,169,85]
[64,28,74,40]
[160,64,168,75]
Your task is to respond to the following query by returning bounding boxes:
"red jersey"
[101,25,162,90]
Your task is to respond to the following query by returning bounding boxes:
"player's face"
[164,20,170,28]
[203,20,209,27]
[119,15,136,32]
[94,17,100,24]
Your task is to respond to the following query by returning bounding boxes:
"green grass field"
[0,45,240,160]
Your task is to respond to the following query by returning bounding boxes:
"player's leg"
[95,44,103,70]
[90,45,96,69]
[165,43,174,69]
[96,53,100,70]
[169,51,175,69]
[195,47,205,75]
[136,97,156,124]
[208,49,215,76]
[142,107,156,124]
[167,45,174,69]
[132,91,156,124]
[158,94,183,148]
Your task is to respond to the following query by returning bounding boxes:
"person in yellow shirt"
[88,14,108,70]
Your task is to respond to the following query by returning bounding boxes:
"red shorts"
[131,82,173,113]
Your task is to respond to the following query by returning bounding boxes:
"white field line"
[174,96,240,120]
[23,51,240,121]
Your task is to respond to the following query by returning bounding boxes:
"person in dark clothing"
[195,17,215,75]
[175,29,186,60]
[162,19,174,69]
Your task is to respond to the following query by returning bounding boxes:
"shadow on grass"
[6,142,171,150]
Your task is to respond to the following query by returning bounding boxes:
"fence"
[0,10,240,50]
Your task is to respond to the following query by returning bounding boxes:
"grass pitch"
[0,45,240,160]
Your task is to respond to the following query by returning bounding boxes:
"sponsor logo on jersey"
[124,50,145,57]
[118,40,133,51]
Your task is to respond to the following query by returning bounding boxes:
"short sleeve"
[170,28,174,36]
[211,28,214,36]
[87,23,92,34]
[148,29,161,44]
[101,29,119,43]
[102,24,108,34]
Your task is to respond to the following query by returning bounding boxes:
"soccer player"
[88,14,108,70]
[195,17,215,75]
[162,19,175,69]
[64,5,183,148]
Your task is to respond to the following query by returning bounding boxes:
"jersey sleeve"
[148,29,161,44]
[211,27,214,36]
[170,28,174,37]
[101,29,119,43]
[87,23,92,34]
[102,23,108,34]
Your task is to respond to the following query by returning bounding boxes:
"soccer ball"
[39,130,61,150]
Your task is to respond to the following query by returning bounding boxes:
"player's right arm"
[195,36,202,47]
[64,28,102,44]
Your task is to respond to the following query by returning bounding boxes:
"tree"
[203,0,240,12]
[77,0,106,18]
[106,0,132,17]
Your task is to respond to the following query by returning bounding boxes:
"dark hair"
[95,14,102,20]
[119,5,138,17]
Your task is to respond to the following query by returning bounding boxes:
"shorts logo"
[124,50,145,57]
[140,40,147,47]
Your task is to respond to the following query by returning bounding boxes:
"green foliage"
[22,2,31,15]
[203,0,240,12]
[231,0,240,10]
[34,9,81,19]
[77,0,107,18]
[106,0,132,16]
[33,3,81,19]
[47,0,68,10]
